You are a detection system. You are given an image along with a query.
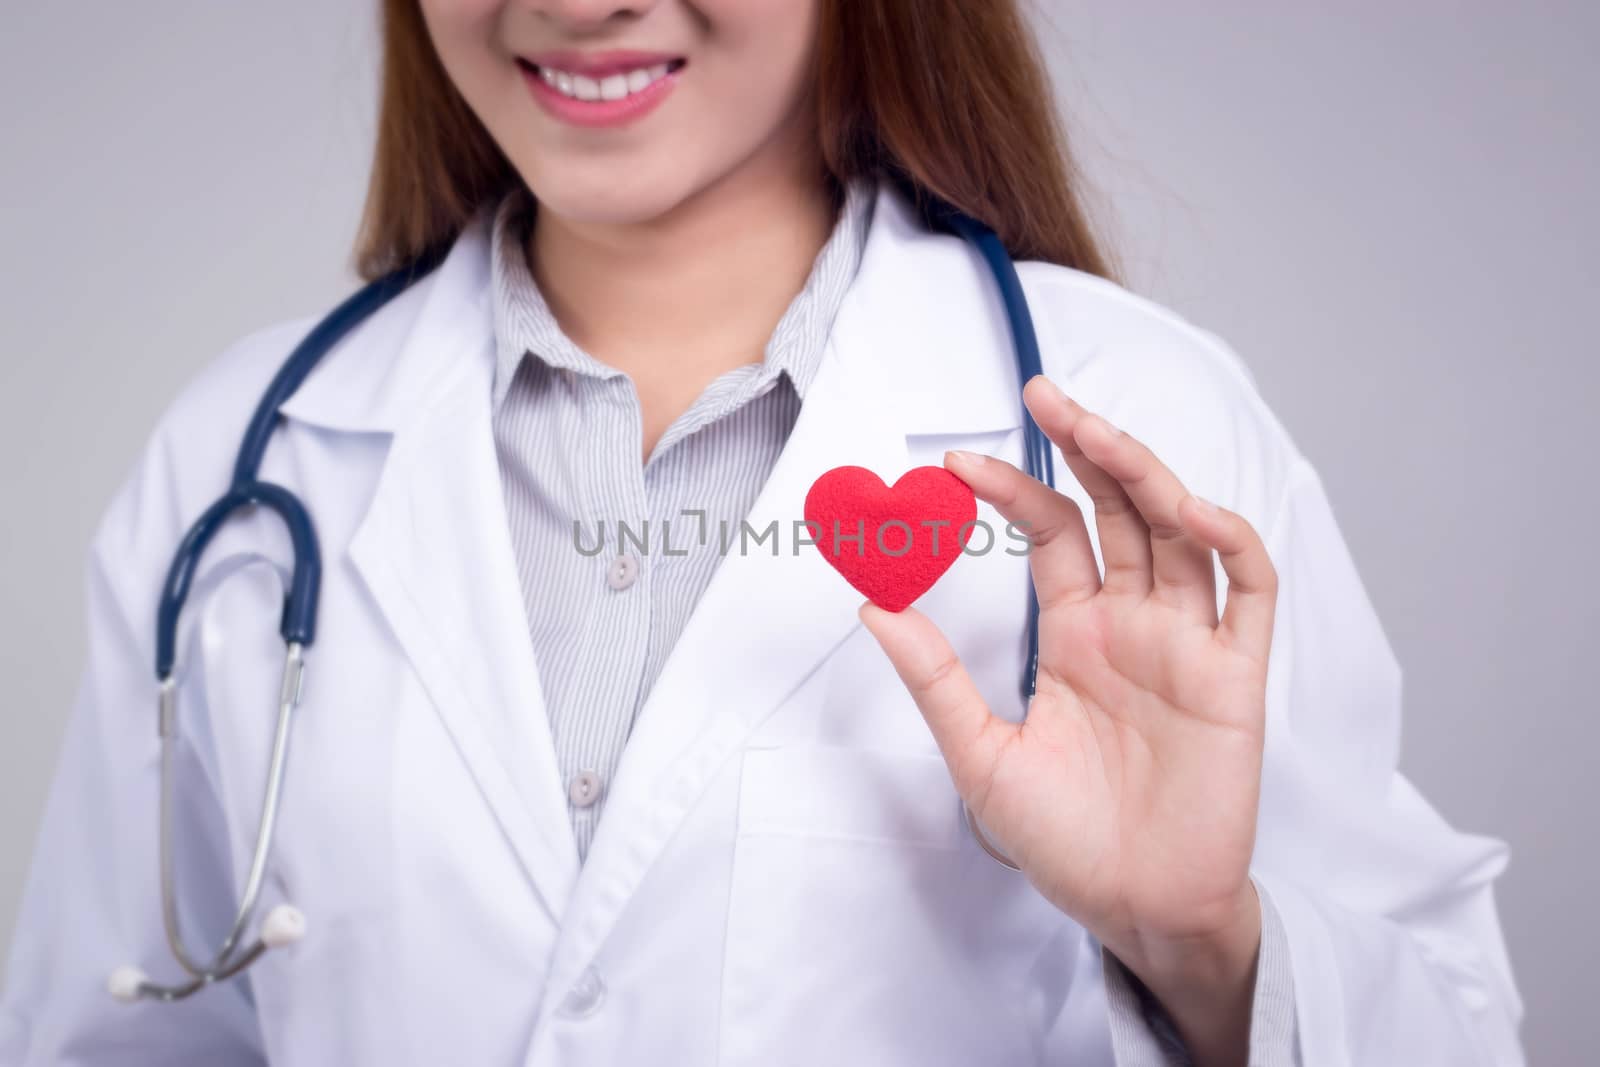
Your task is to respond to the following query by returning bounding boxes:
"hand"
[860,373,1278,1065]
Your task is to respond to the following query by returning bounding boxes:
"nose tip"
[532,0,656,27]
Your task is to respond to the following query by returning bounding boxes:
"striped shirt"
[487,174,876,863]
[485,176,1298,1066]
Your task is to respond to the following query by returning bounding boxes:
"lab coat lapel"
[347,366,581,926]
[281,215,581,928]
[545,181,1028,994]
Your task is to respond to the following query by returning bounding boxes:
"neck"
[525,144,839,382]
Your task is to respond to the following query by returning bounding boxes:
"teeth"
[538,62,673,103]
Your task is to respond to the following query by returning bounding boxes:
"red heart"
[804,465,978,612]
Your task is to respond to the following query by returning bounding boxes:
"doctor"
[1,0,1524,1064]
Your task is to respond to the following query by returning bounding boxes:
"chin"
[524,163,702,227]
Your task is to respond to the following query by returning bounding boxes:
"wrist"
[1106,881,1263,1066]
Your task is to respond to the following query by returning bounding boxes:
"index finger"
[1023,376,1219,621]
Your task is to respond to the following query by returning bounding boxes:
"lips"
[520,49,686,78]
[518,51,684,128]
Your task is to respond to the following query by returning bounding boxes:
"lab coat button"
[561,966,607,1018]
[606,553,638,590]
[569,769,603,808]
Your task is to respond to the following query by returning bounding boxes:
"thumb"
[857,602,1012,804]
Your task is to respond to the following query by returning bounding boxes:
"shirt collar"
[488,173,878,417]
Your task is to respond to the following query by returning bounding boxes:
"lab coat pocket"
[719,744,1037,1067]
[734,744,963,849]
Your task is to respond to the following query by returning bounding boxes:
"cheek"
[418,0,502,22]
[416,0,508,106]
[702,0,819,29]
[690,0,820,122]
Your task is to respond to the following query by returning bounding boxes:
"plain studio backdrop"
[1,3,1592,1060]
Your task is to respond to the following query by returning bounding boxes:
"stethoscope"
[107,193,1053,1004]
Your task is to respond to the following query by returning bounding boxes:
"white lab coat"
[0,182,1525,1066]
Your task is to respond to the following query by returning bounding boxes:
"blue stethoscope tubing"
[931,202,1054,874]
[930,203,1057,703]
[122,195,1048,1002]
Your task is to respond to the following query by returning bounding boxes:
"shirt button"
[605,553,638,590]
[561,966,607,1018]
[568,770,603,808]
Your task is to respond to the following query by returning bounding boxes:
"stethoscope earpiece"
[260,904,308,949]
[107,965,149,1004]
[107,901,306,1003]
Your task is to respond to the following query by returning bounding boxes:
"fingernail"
[947,449,986,466]
[1093,413,1123,438]
[1191,494,1217,512]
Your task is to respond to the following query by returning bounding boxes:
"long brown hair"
[352,0,1116,284]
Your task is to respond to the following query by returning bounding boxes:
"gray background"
[1,3,1592,1060]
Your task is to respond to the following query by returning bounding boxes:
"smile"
[524,59,686,103]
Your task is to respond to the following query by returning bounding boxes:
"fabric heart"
[804,465,978,612]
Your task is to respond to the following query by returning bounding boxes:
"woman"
[0,0,1524,1064]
